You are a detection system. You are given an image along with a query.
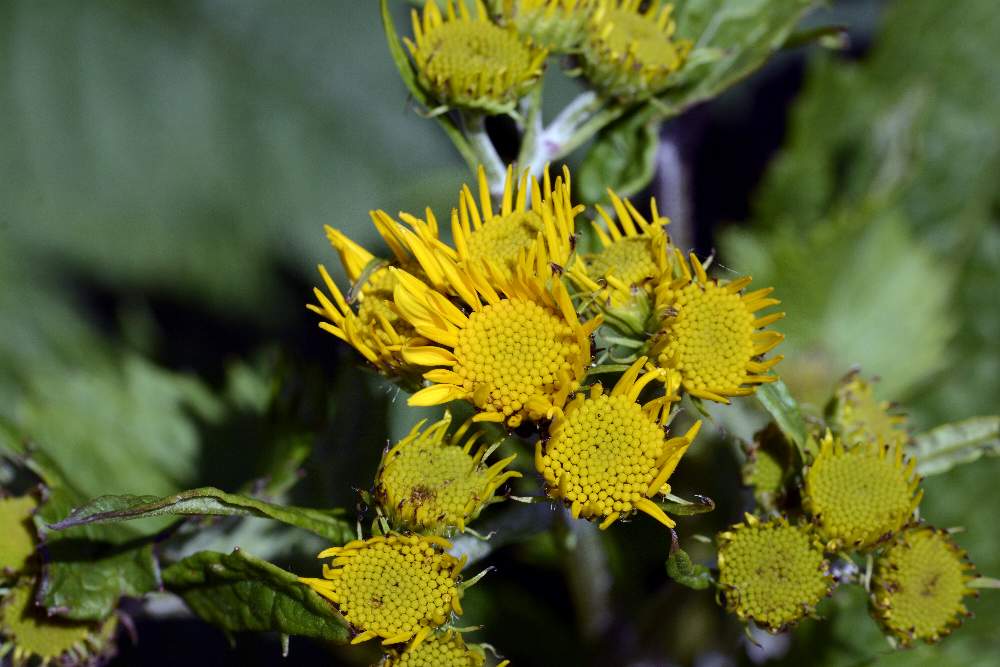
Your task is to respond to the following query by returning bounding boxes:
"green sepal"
[666,545,712,590]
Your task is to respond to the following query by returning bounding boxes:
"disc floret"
[375,414,521,533]
[407,0,547,115]
[871,526,977,646]
[300,534,466,648]
[803,433,922,551]
[716,514,833,632]
[652,250,784,403]
[536,356,700,529]
[383,629,508,667]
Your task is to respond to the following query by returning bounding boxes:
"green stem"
[462,112,507,195]
[554,509,613,641]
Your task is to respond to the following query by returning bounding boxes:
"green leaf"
[578,115,659,203]
[754,380,813,459]
[49,487,354,545]
[909,416,1000,477]
[380,0,427,107]
[161,549,350,643]
[666,547,712,590]
[660,493,716,517]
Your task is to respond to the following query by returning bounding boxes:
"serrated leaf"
[909,416,1000,477]
[161,549,349,643]
[665,547,712,590]
[578,116,659,203]
[49,487,354,545]
[754,380,813,459]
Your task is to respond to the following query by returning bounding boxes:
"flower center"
[388,631,480,666]
[380,446,486,527]
[586,236,657,286]
[874,529,969,642]
[660,282,756,391]
[805,444,918,549]
[465,210,544,272]
[419,21,537,92]
[543,394,663,515]
[453,299,578,417]
[718,521,830,631]
[333,539,457,638]
[604,8,684,70]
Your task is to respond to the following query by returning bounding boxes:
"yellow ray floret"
[829,372,909,449]
[582,0,692,100]
[536,356,700,529]
[453,164,581,277]
[870,526,977,646]
[407,0,548,115]
[393,256,600,427]
[376,413,522,533]
[652,250,784,403]
[299,534,466,649]
[803,432,922,551]
[716,514,833,633]
[495,0,598,53]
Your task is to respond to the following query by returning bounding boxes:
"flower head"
[382,629,508,667]
[0,495,37,580]
[535,356,700,529]
[829,372,909,449]
[717,514,833,632]
[743,423,795,502]
[870,526,976,646]
[652,251,784,403]
[300,534,466,648]
[803,433,922,551]
[0,578,118,667]
[582,0,692,101]
[495,0,597,53]
[407,0,547,115]
[452,164,581,277]
[394,255,599,428]
[376,413,521,533]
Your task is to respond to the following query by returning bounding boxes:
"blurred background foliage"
[0,0,996,665]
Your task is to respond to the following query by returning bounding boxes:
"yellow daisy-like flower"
[406,0,548,115]
[803,433,922,551]
[0,579,118,667]
[651,250,784,403]
[375,413,522,533]
[829,373,909,449]
[535,356,700,529]
[717,514,833,632]
[582,0,692,101]
[453,164,581,277]
[383,629,509,667]
[871,526,977,646]
[0,495,38,579]
[393,257,600,428]
[300,534,466,648]
[494,0,597,53]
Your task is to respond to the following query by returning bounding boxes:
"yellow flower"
[870,526,977,646]
[452,164,581,277]
[407,0,548,115]
[393,256,600,428]
[652,250,784,403]
[582,0,692,101]
[0,495,38,580]
[495,0,598,53]
[383,629,508,667]
[535,356,700,529]
[829,372,909,449]
[300,534,465,648]
[803,432,922,551]
[717,514,832,632]
[375,413,522,533]
[0,579,117,667]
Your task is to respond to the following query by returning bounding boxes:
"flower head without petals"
[536,356,700,529]
[716,514,833,632]
[652,250,784,403]
[870,526,977,646]
[300,534,465,648]
[394,253,599,428]
[803,432,922,551]
[375,413,521,533]
[0,494,38,580]
[383,629,509,667]
[582,0,691,101]
[494,0,598,53]
[407,0,547,115]
[829,372,909,449]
